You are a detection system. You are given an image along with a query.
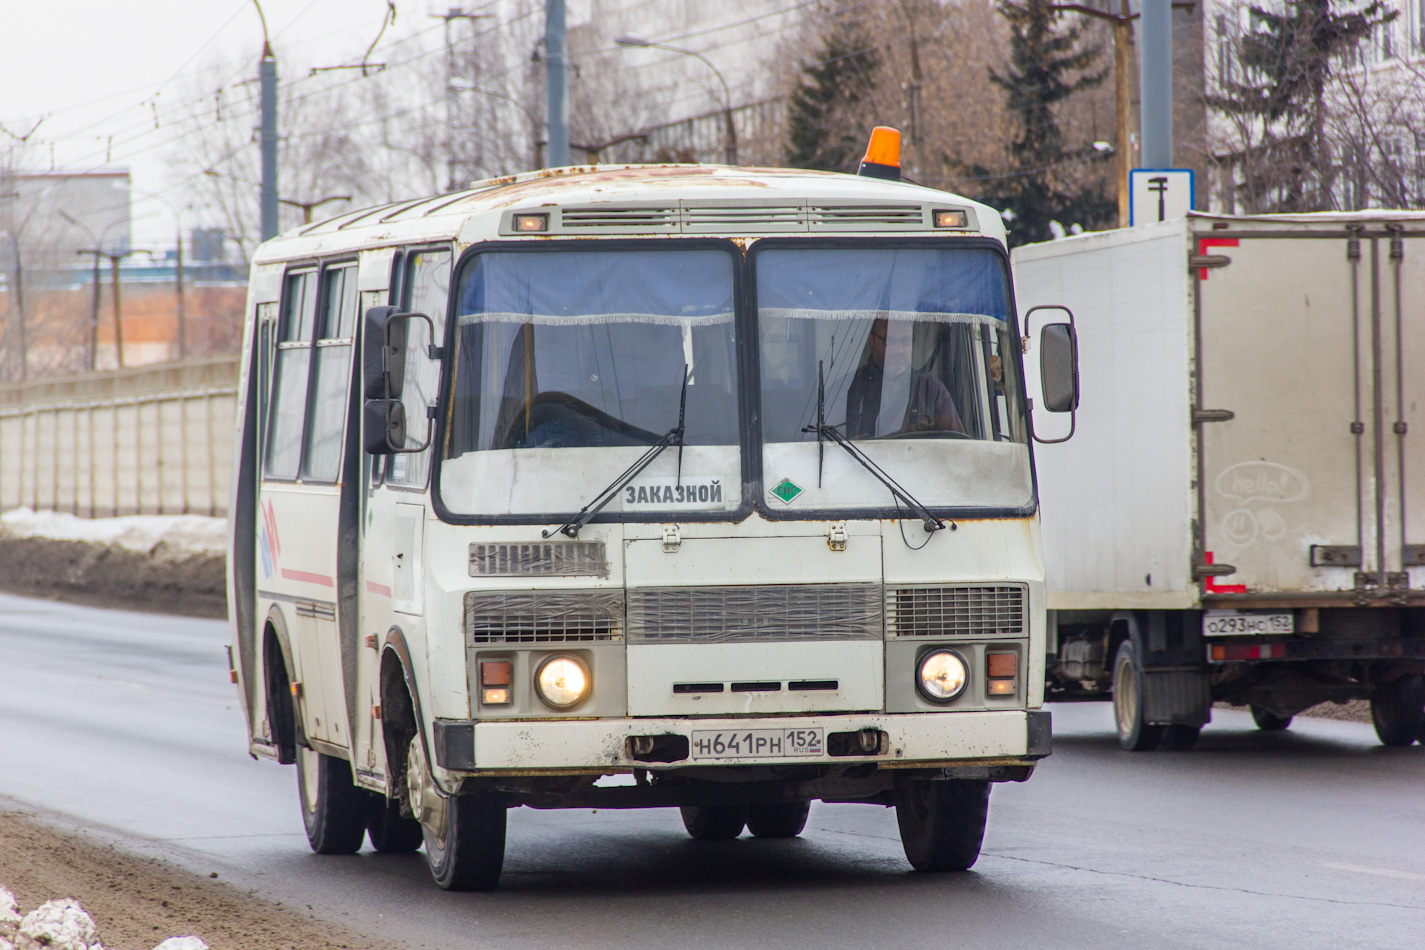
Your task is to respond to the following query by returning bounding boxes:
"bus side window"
[385,247,451,488]
[265,269,318,479]
[300,264,358,482]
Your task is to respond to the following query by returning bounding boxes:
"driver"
[845,317,965,439]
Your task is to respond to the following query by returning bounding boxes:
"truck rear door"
[1195,222,1424,598]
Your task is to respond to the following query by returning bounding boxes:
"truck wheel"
[895,779,990,872]
[296,743,367,855]
[1159,724,1201,750]
[680,805,746,840]
[1251,706,1293,731]
[746,801,811,839]
[422,791,507,890]
[1370,675,1425,747]
[1112,641,1163,751]
[366,796,424,853]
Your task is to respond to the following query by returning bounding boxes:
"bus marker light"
[933,209,968,228]
[514,213,549,232]
[987,679,1016,696]
[987,653,1018,678]
[481,660,512,686]
[482,688,511,705]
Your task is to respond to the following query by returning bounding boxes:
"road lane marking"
[1323,862,1425,882]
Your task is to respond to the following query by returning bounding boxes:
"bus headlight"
[535,655,591,709]
[917,650,968,703]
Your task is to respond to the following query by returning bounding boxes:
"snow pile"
[0,508,226,557]
[15,898,100,950]
[0,888,207,950]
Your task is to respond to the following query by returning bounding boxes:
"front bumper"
[432,709,1051,774]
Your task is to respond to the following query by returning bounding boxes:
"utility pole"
[75,248,129,370]
[1,231,24,381]
[897,1,927,181]
[1138,0,1173,169]
[107,250,130,369]
[545,0,570,168]
[1054,2,1193,226]
[433,8,491,191]
[174,228,186,360]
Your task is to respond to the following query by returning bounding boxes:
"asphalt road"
[2,591,1422,949]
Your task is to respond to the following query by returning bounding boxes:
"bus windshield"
[439,246,741,518]
[756,245,1032,512]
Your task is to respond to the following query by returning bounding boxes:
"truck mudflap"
[1140,668,1212,727]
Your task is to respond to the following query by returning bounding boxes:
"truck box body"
[1011,212,1425,746]
[1016,213,1425,608]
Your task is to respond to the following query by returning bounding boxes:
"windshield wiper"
[802,368,947,535]
[544,365,690,540]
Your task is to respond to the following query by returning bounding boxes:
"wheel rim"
[299,745,320,814]
[1113,654,1137,736]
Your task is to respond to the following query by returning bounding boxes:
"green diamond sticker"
[770,477,803,505]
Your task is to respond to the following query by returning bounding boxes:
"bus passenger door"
[359,246,452,780]
[260,262,360,750]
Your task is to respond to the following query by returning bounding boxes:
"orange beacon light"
[857,126,902,181]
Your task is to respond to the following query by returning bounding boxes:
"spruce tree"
[975,0,1113,246]
[785,14,881,173]
[1207,0,1395,211]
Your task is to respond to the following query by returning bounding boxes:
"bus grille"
[468,542,609,577]
[886,585,1026,638]
[464,591,622,643]
[627,584,882,643]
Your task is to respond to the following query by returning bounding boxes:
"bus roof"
[251,164,1006,265]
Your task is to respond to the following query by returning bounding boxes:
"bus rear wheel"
[746,801,810,839]
[895,779,990,872]
[295,743,367,855]
[366,796,424,853]
[680,805,746,840]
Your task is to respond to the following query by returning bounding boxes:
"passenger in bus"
[845,317,965,439]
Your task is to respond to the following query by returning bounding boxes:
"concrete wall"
[0,356,238,517]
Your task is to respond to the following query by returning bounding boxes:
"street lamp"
[615,35,737,166]
[60,210,129,371]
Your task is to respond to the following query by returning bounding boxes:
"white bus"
[227,130,1077,890]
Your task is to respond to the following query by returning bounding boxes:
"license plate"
[1204,610,1294,636]
[689,728,824,760]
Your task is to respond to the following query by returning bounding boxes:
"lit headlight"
[917,650,968,703]
[535,655,591,709]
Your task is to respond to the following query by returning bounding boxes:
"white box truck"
[1014,212,1425,749]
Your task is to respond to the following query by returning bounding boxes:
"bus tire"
[680,805,746,840]
[1251,706,1293,731]
[296,743,367,855]
[1370,675,1425,747]
[367,796,424,853]
[423,791,507,891]
[1159,724,1201,750]
[1112,641,1163,751]
[746,801,810,839]
[895,779,990,872]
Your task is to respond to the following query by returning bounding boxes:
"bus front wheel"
[895,779,990,872]
[680,805,746,840]
[408,740,506,890]
[746,801,810,839]
[295,743,367,855]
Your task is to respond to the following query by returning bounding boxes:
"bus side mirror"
[363,306,406,399]
[364,399,406,454]
[1025,305,1079,444]
[362,306,438,455]
[1040,323,1079,413]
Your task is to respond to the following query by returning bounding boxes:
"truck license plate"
[1204,610,1294,636]
[690,728,824,760]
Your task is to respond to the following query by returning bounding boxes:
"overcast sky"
[1,0,428,246]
